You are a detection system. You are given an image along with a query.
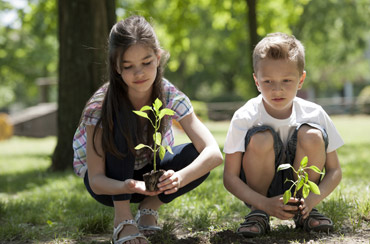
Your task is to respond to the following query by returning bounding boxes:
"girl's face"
[118,44,160,101]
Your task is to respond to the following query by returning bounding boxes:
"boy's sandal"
[135,208,162,232]
[112,219,148,244]
[237,210,271,238]
[294,208,334,232]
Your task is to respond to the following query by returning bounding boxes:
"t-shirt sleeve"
[80,84,107,127]
[164,80,194,121]
[223,113,249,154]
[319,110,344,153]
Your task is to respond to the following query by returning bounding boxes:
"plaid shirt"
[72,79,193,177]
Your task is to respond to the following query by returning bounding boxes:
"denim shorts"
[240,123,328,205]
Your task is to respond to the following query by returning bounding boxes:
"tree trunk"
[246,0,259,95]
[52,0,116,171]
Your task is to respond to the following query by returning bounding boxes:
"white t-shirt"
[224,95,344,154]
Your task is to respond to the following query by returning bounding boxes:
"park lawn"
[0,115,369,243]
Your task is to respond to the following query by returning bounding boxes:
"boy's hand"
[299,198,314,219]
[265,196,300,220]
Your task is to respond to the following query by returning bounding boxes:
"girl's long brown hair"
[93,15,169,159]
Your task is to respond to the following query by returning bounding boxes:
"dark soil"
[143,169,165,191]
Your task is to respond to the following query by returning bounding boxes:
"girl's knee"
[297,125,324,148]
[247,130,274,153]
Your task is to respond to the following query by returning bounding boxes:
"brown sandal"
[294,208,334,232]
[237,210,270,238]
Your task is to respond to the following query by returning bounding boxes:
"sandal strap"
[294,208,333,232]
[135,208,159,222]
[239,210,270,233]
[112,219,137,241]
[113,233,147,244]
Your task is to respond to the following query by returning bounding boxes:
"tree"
[51,0,116,171]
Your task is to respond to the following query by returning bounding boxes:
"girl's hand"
[265,196,300,220]
[124,179,161,196]
[157,170,182,195]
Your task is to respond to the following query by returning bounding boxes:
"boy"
[223,32,343,237]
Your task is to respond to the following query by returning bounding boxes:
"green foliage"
[294,0,370,95]
[118,0,256,100]
[0,0,58,108]
[133,98,175,171]
[277,156,324,204]
[357,85,370,114]
[2,0,370,109]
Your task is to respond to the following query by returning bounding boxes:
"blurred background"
[0,0,370,169]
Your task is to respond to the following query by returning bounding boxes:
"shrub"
[357,85,370,114]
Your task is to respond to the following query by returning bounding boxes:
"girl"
[72,15,223,244]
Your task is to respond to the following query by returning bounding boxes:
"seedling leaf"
[308,165,324,174]
[307,180,320,195]
[159,145,165,160]
[159,108,175,119]
[166,146,173,154]
[302,184,310,198]
[301,156,308,167]
[153,98,162,112]
[283,190,291,205]
[296,178,304,191]
[135,144,152,151]
[277,164,291,172]
[139,106,152,112]
[154,132,161,146]
[133,111,149,119]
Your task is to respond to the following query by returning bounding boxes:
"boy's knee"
[247,130,274,153]
[297,125,324,148]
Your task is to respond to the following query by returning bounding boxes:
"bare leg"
[114,200,148,244]
[240,130,275,232]
[294,125,328,226]
[138,196,164,235]
[294,125,325,185]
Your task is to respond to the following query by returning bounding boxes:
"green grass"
[0,115,369,243]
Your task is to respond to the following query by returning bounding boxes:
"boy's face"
[253,58,306,119]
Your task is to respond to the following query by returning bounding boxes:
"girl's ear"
[116,56,122,74]
[298,71,306,90]
[156,51,162,67]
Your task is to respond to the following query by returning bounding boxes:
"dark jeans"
[240,123,328,206]
[84,143,209,207]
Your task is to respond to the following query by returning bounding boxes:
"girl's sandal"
[135,208,162,232]
[237,210,271,238]
[294,208,334,232]
[112,219,148,244]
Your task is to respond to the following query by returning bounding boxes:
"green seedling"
[133,98,175,171]
[277,156,324,205]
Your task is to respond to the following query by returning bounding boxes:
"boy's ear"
[298,71,306,90]
[253,73,261,92]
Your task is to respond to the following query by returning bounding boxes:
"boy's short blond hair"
[253,32,305,74]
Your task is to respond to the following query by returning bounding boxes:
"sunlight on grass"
[0,115,369,242]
